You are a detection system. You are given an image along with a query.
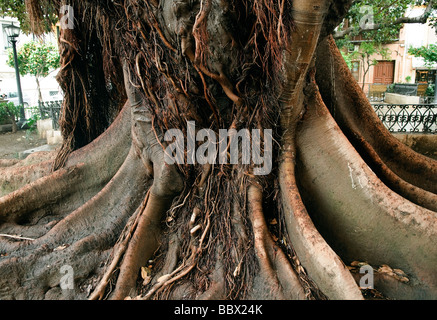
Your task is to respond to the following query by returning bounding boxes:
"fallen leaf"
[54,244,68,251]
[141,266,152,280]
[378,265,393,274]
[393,269,407,277]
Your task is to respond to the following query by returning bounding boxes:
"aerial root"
[89,191,150,300]
[139,203,211,300]
[110,186,181,300]
[248,184,306,300]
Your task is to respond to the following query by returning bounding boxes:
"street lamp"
[5,23,26,125]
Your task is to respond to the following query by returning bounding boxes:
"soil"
[0,130,49,159]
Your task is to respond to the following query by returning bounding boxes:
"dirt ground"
[0,130,49,159]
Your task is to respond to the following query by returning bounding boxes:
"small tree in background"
[7,40,60,103]
[0,101,20,133]
[350,41,391,90]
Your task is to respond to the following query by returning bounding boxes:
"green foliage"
[0,0,28,32]
[386,83,396,93]
[408,44,437,66]
[0,101,20,124]
[341,51,353,69]
[347,0,412,42]
[7,41,60,78]
[350,41,391,66]
[349,41,391,89]
[0,0,58,34]
[339,0,437,44]
[425,83,435,96]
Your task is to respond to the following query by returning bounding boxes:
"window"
[351,61,360,82]
[416,70,436,84]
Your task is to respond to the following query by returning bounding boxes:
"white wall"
[0,17,61,106]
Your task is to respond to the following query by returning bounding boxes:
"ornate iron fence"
[372,104,436,134]
[38,100,62,130]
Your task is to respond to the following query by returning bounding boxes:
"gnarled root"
[0,147,149,300]
[0,102,131,198]
[247,185,306,300]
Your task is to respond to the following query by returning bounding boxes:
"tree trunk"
[35,76,43,103]
[9,114,17,134]
[0,0,434,300]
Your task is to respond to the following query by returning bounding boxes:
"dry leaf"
[393,269,407,277]
[54,244,68,251]
[378,265,393,274]
[141,266,151,280]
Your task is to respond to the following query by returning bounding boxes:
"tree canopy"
[335,0,437,44]
[408,43,437,65]
[0,0,56,33]
[7,40,59,78]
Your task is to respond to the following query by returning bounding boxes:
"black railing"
[38,100,62,130]
[372,104,436,134]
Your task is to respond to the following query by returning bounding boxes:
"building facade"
[349,6,437,95]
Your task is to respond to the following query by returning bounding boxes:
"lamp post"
[4,23,25,125]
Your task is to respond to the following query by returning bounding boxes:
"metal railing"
[38,100,62,130]
[372,104,436,134]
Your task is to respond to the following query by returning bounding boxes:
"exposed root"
[0,102,131,202]
[247,185,306,300]
[89,191,149,300]
[296,87,437,299]
[0,163,87,224]
[316,35,437,194]
[0,147,149,299]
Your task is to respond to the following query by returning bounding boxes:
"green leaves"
[0,0,58,34]
[0,101,21,123]
[338,0,436,44]
[7,41,60,78]
[408,43,437,66]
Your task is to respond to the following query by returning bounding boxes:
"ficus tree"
[0,0,57,33]
[0,0,436,301]
[349,41,391,90]
[7,40,60,103]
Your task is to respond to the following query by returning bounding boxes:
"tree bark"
[1,0,434,300]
